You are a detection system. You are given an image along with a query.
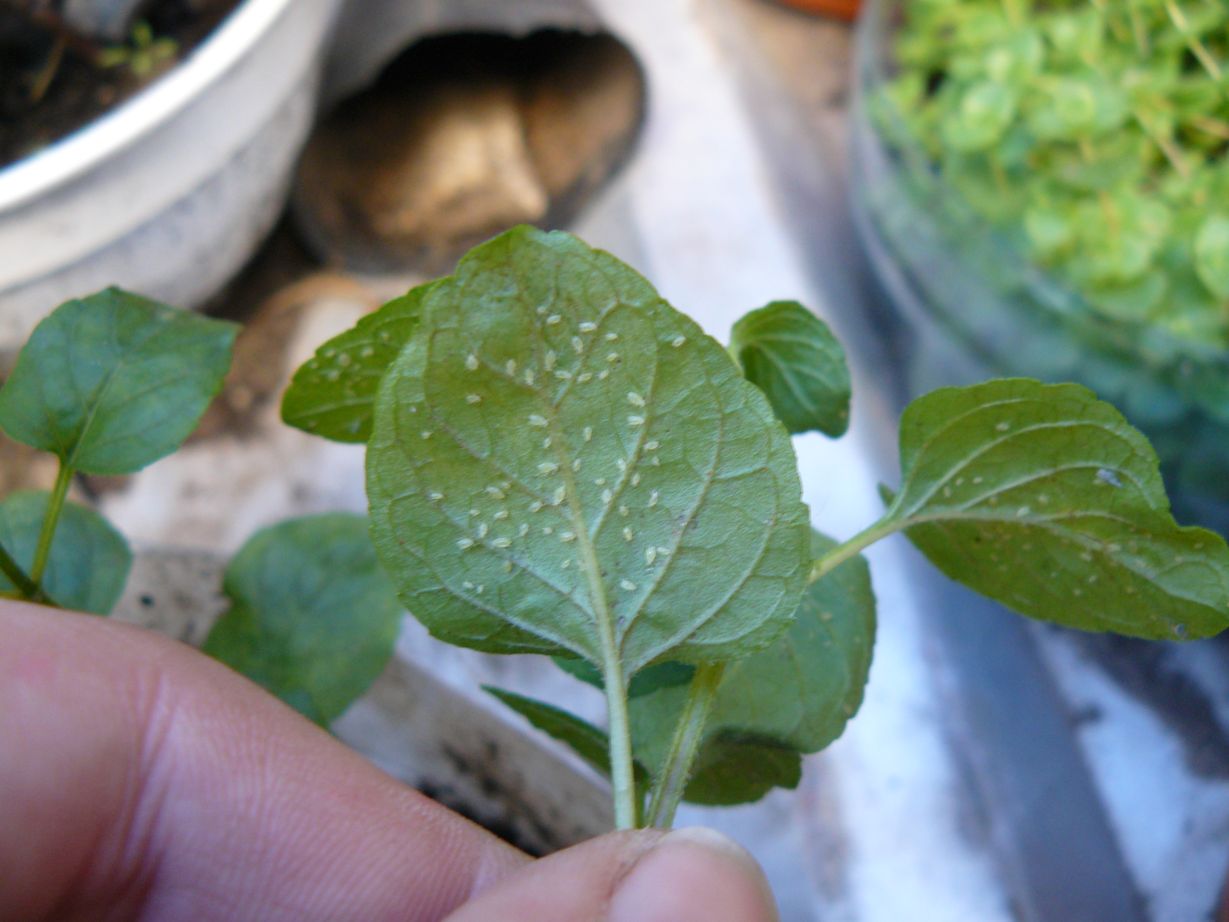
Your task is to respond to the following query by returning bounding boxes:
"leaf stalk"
[645,662,727,829]
[809,517,902,584]
[30,460,73,588]
[0,542,40,599]
[602,654,639,829]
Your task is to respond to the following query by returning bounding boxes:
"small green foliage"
[98,21,179,79]
[0,491,130,615]
[0,288,238,475]
[282,284,434,442]
[882,0,1229,346]
[554,657,696,698]
[203,514,403,726]
[630,531,874,806]
[485,687,632,778]
[885,378,1229,639]
[366,228,811,673]
[1195,216,1229,301]
[729,301,851,437]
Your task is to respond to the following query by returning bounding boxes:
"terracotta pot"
[773,0,861,21]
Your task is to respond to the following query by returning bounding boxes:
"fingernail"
[609,827,779,922]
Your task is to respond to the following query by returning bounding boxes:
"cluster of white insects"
[421,300,693,605]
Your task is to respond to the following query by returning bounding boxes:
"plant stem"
[645,662,726,829]
[30,460,73,588]
[0,542,40,599]
[809,517,903,583]
[601,653,639,829]
[1166,1,1222,81]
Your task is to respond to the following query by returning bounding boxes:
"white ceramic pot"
[0,0,343,347]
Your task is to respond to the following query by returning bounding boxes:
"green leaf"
[486,687,616,776]
[1194,215,1229,300]
[0,491,130,614]
[0,289,238,475]
[677,740,802,806]
[281,284,435,442]
[554,656,696,697]
[203,514,403,726]
[630,530,876,805]
[885,379,1229,639]
[729,301,851,437]
[367,227,811,675]
[941,81,1017,152]
[487,686,655,792]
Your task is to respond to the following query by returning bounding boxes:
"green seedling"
[98,21,179,80]
[3,230,1228,833]
[276,227,1229,828]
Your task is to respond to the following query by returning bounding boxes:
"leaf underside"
[730,300,852,437]
[281,284,435,443]
[889,378,1229,640]
[0,491,131,614]
[0,288,238,475]
[203,514,403,726]
[366,227,811,675]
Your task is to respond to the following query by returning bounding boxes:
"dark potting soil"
[0,0,240,168]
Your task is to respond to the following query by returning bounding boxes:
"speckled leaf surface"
[0,289,237,474]
[282,284,436,443]
[889,379,1229,639]
[729,301,851,437]
[0,491,130,614]
[367,227,811,674]
[629,530,875,805]
[203,514,403,726]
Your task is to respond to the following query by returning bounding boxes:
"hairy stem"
[30,460,73,587]
[645,663,727,829]
[602,654,639,829]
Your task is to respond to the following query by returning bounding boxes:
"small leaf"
[629,530,876,805]
[367,227,811,674]
[0,289,238,475]
[485,687,615,776]
[679,740,801,806]
[941,81,1017,152]
[281,284,435,442]
[1194,215,1229,300]
[203,514,403,726]
[886,379,1229,639]
[729,301,851,437]
[0,491,130,614]
[554,656,696,697]
[488,686,655,791]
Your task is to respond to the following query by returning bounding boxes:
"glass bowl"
[850,0,1229,531]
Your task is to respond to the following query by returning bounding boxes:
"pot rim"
[0,0,297,212]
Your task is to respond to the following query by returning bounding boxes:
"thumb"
[444,827,779,922]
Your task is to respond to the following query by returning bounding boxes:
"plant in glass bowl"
[851,0,1229,532]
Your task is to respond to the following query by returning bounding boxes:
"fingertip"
[443,826,778,922]
[609,827,778,922]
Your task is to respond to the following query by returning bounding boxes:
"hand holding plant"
[2,228,1227,837]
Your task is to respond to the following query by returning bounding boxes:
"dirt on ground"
[0,0,239,167]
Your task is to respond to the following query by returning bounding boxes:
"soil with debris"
[0,0,239,167]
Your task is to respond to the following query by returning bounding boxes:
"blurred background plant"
[854,0,1229,529]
